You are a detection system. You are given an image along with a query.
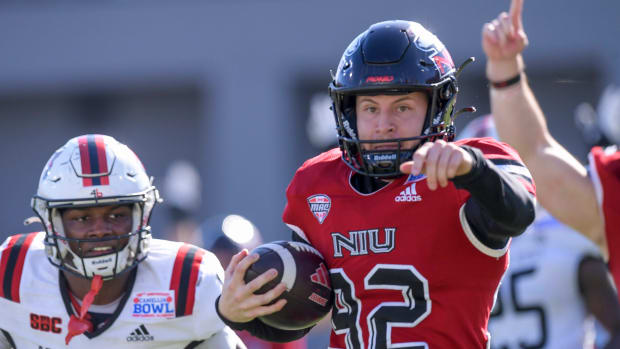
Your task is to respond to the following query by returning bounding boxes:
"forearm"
[487,56,603,239]
[487,55,551,163]
[453,146,535,240]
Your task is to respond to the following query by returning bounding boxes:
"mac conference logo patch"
[307,194,331,224]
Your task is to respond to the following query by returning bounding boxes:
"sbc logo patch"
[307,194,331,224]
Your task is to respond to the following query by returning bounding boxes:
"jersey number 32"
[330,264,430,349]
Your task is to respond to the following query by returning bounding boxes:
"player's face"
[356,92,429,151]
[61,205,132,258]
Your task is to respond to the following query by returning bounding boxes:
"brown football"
[243,240,333,330]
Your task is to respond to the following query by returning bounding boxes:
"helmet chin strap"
[65,275,103,345]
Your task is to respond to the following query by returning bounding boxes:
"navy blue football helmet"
[329,20,470,177]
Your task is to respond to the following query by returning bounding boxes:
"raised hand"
[217,249,288,323]
[482,0,529,62]
[400,140,473,191]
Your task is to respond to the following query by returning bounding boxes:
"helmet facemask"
[31,135,161,280]
[331,81,458,178]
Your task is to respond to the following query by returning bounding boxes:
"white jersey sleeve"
[191,248,228,338]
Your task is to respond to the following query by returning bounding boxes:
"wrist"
[489,72,522,89]
[215,295,252,329]
[452,146,486,186]
[486,55,524,82]
[456,151,474,176]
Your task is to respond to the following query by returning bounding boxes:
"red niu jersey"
[590,146,620,290]
[283,138,535,349]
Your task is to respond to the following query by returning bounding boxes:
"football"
[243,240,333,330]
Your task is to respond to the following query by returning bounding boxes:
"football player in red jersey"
[483,0,620,298]
[216,20,536,348]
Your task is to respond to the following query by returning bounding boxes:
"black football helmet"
[329,20,468,177]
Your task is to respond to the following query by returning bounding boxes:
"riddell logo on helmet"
[343,120,357,139]
[92,257,113,265]
[372,154,396,161]
[366,75,394,83]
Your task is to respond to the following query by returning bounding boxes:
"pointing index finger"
[412,142,432,175]
[510,0,524,31]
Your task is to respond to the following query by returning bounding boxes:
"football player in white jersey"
[460,116,620,348]
[0,134,246,348]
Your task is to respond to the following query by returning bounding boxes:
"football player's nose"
[87,217,113,239]
[376,112,395,136]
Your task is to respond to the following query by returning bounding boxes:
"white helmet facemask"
[31,135,161,280]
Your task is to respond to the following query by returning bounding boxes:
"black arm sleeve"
[215,295,312,343]
[451,145,536,248]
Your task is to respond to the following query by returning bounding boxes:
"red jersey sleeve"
[456,137,536,197]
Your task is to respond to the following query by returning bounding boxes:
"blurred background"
[1,0,619,347]
[3,0,619,241]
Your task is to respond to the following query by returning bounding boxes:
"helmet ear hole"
[419,59,433,68]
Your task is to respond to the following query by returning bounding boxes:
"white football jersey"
[0,232,231,348]
[488,209,602,349]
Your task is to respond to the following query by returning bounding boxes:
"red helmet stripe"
[94,135,110,185]
[78,135,110,187]
[77,136,93,186]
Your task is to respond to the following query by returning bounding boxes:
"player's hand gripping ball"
[243,240,333,330]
